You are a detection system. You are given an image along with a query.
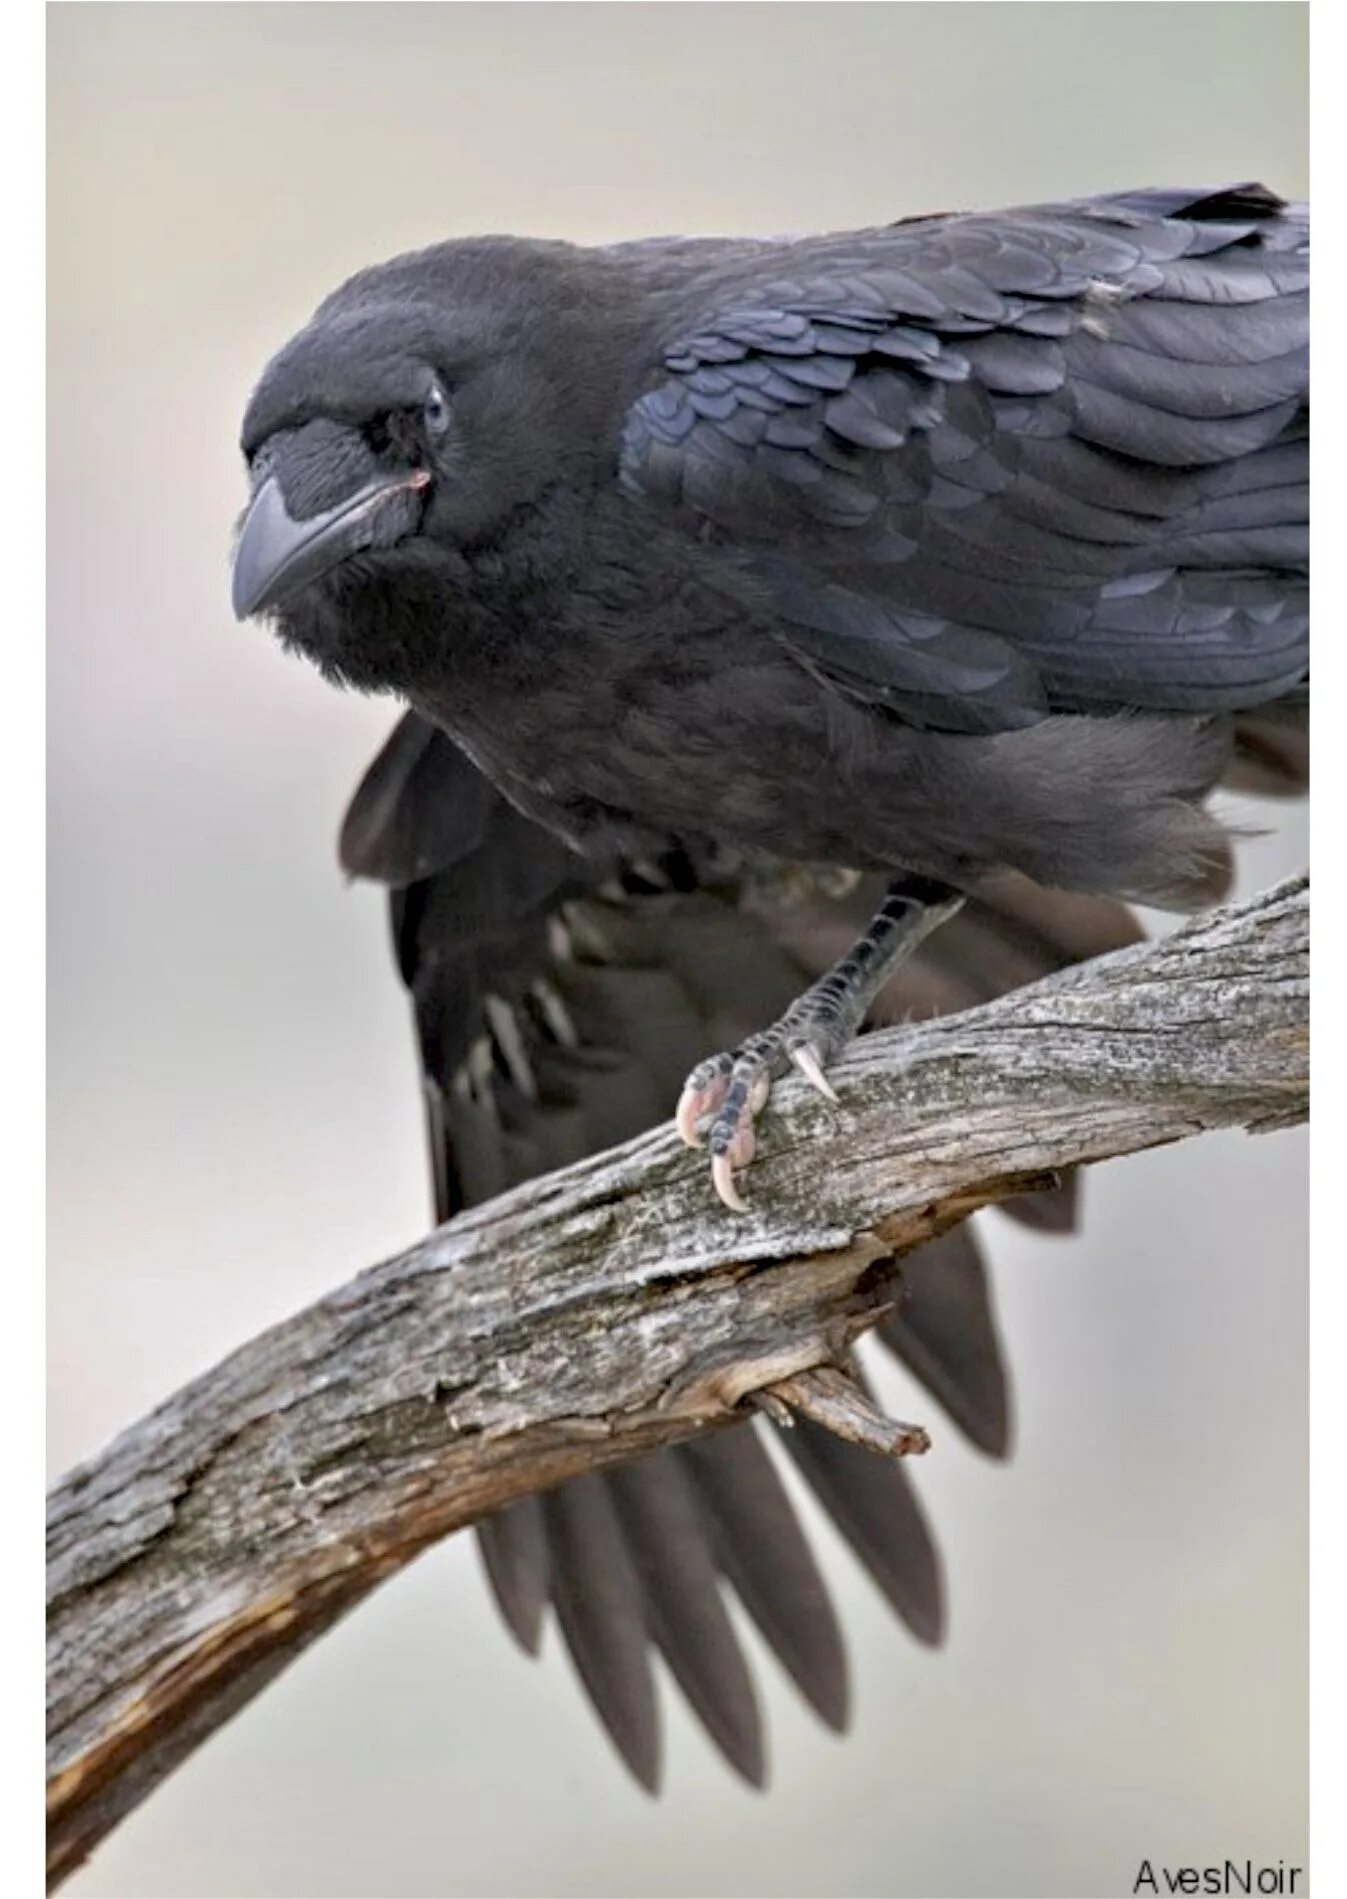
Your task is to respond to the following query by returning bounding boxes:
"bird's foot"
[673,873,966,1210]
[675,999,855,1213]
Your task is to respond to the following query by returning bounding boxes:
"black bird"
[337,709,1305,1787]
[233,182,1307,1207]
[232,185,1308,1785]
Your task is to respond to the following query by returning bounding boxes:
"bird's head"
[232,238,635,687]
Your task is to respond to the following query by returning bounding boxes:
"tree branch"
[47,876,1307,1887]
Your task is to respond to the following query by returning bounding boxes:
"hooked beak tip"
[231,468,431,621]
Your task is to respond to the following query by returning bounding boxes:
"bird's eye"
[423,382,451,438]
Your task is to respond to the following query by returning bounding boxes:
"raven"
[233,183,1308,1207]
[231,185,1308,1784]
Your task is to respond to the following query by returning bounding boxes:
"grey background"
[48,6,1308,1896]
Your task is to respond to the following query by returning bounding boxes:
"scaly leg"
[676,872,965,1210]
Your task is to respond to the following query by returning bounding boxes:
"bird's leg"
[676,872,965,1210]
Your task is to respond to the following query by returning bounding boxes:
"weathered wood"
[46,876,1307,1887]
[771,1365,932,1456]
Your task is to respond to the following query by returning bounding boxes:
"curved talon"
[676,1084,707,1147]
[790,1044,840,1104]
[712,1151,750,1213]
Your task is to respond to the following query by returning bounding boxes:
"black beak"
[231,468,430,619]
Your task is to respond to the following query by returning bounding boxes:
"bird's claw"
[675,1055,734,1148]
[711,1150,750,1214]
[789,1042,840,1104]
[677,1034,841,1211]
[707,1086,762,1211]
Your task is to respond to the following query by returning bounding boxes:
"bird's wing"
[340,711,1152,1788]
[620,185,1308,731]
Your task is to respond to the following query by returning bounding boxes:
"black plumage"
[232,186,1309,1780]
[234,183,1307,1201]
[237,184,1306,898]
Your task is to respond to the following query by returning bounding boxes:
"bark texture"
[47,876,1308,1887]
